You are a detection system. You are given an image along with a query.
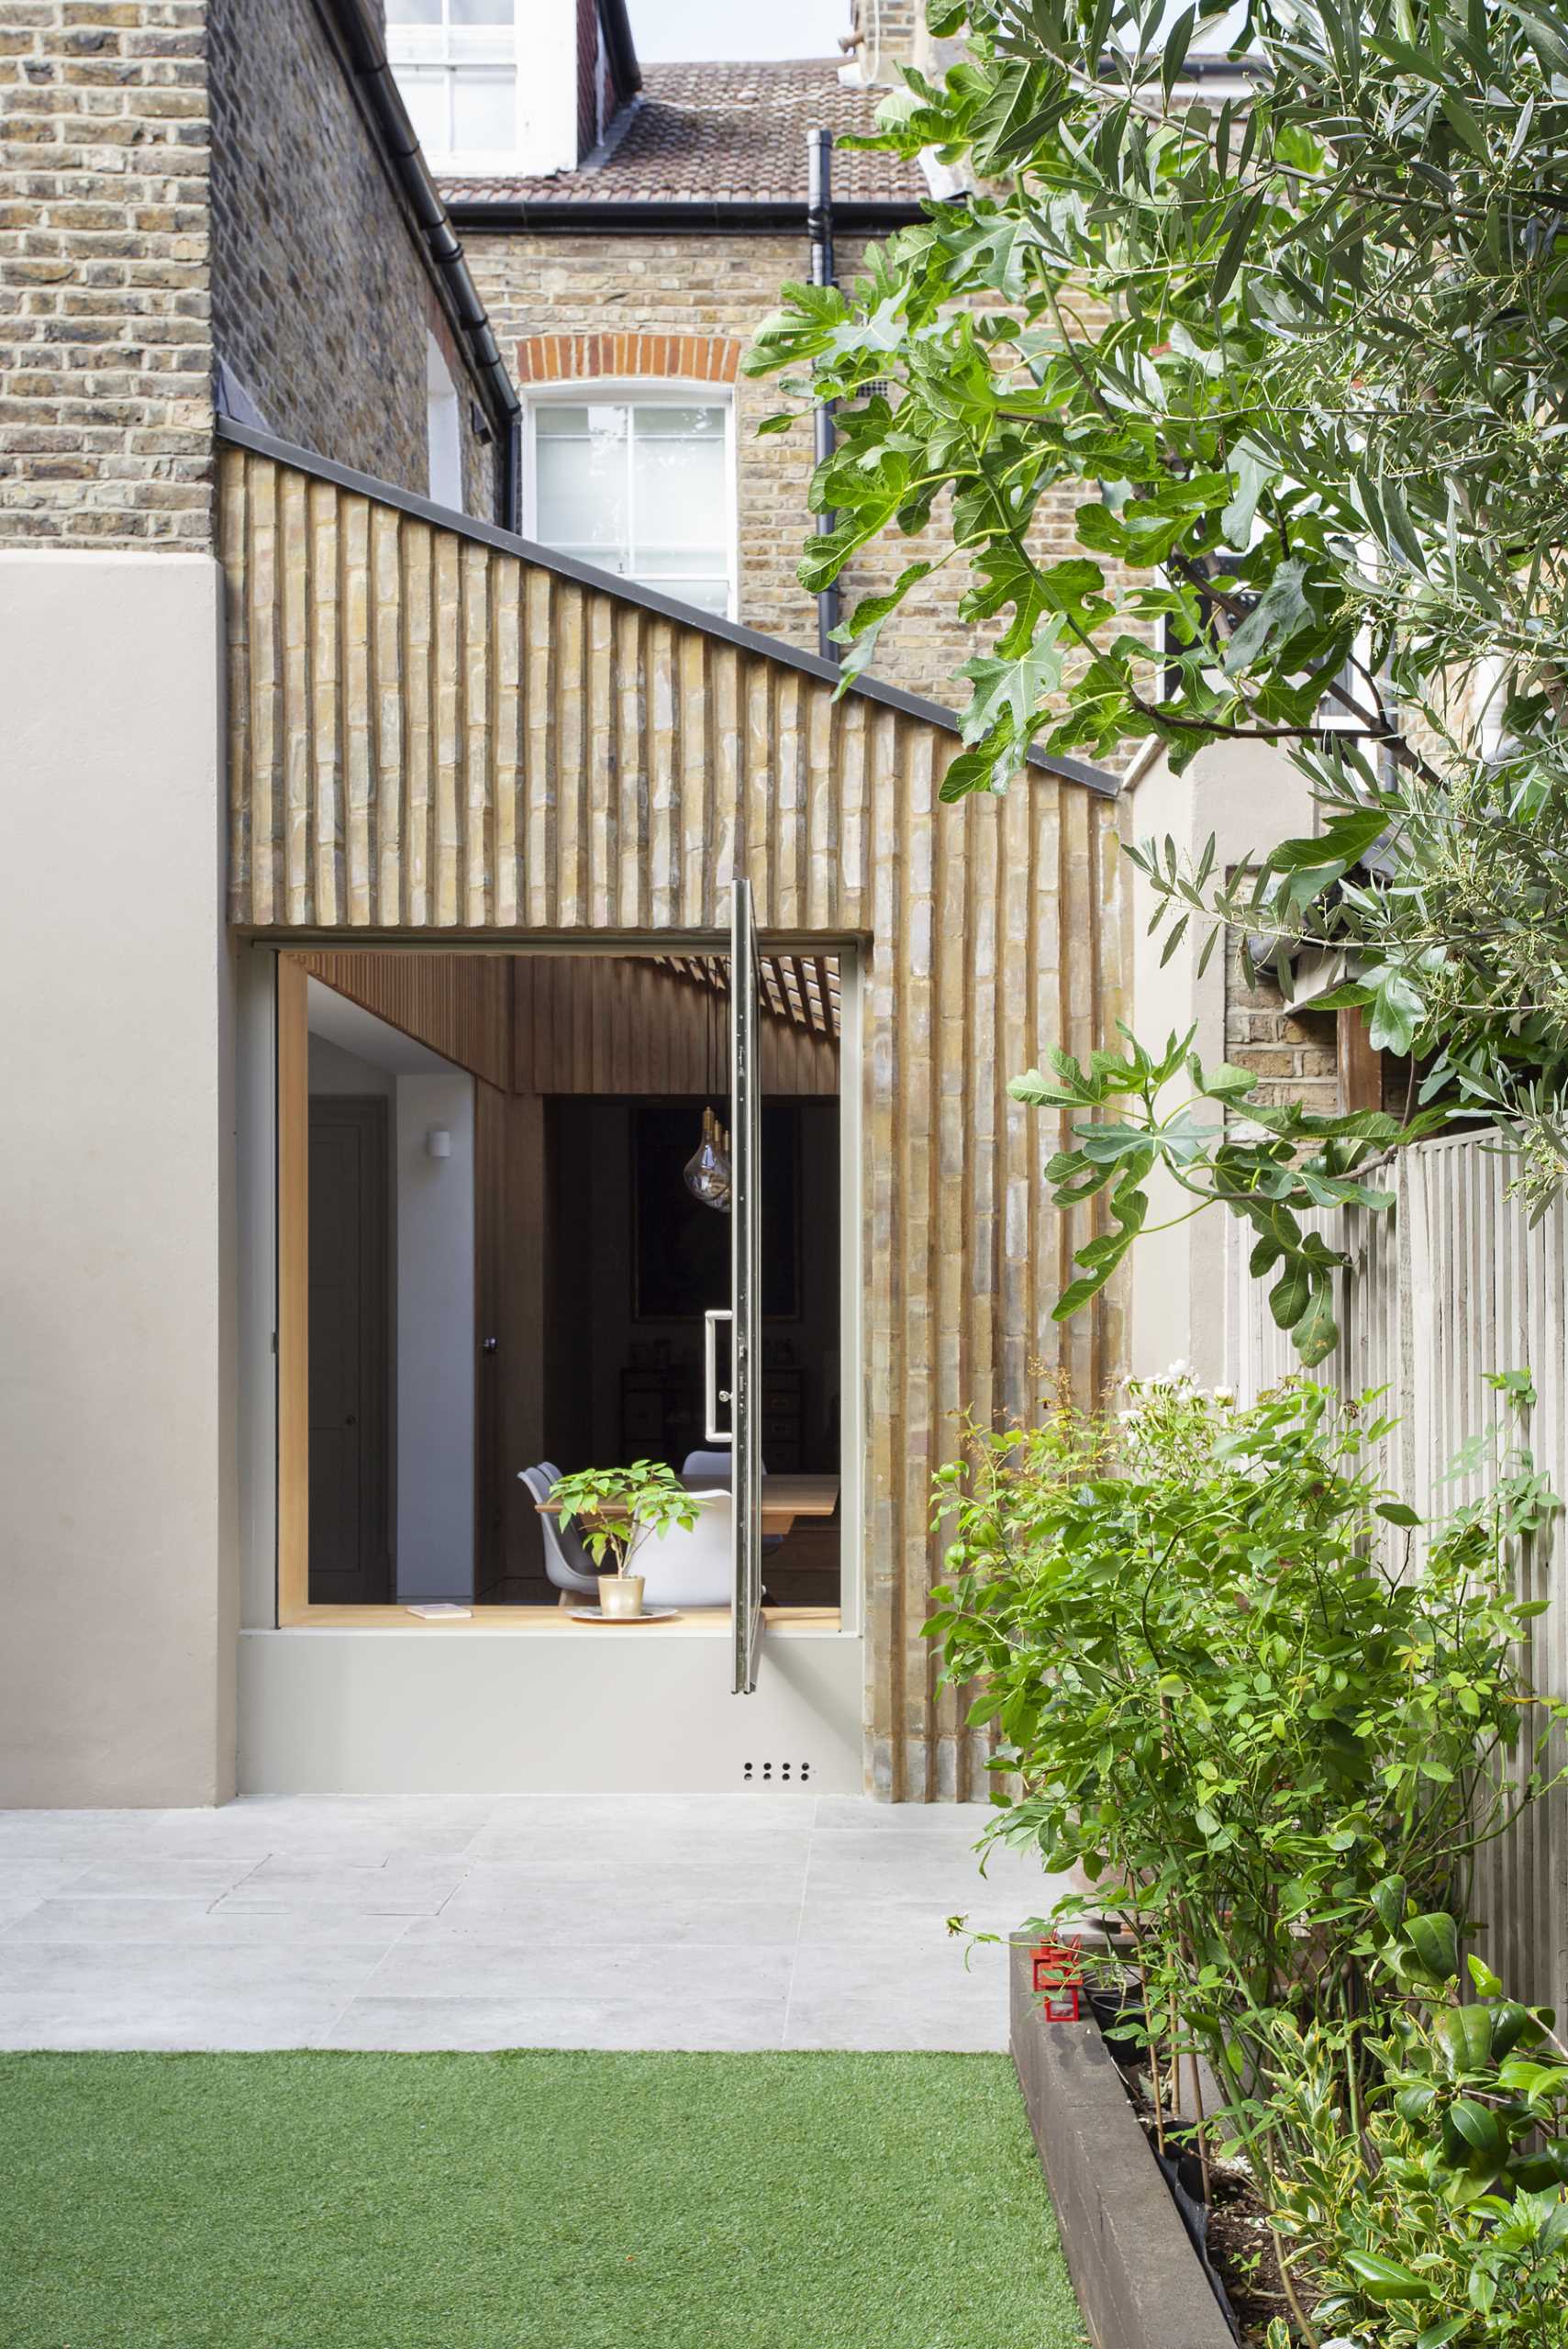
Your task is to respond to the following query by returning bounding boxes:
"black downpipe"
[806,128,840,664]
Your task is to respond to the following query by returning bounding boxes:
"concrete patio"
[0,1795,1064,2053]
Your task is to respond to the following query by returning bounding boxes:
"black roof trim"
[216,417,1118,800]
[447,197,930,236]
[312,0,520,528]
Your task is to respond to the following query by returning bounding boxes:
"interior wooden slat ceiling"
[219,442,1127,1803]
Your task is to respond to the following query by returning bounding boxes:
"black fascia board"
[446,197,931,236]
[215,416,1118,801]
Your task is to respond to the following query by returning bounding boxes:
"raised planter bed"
[1009,1938,1235,2349]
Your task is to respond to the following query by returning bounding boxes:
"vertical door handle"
[704,1308,733,1443]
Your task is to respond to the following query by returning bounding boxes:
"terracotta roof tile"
[440,60,928,207]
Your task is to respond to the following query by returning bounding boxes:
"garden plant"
[749,0,1568,1357]
[928,1371,1567,2342]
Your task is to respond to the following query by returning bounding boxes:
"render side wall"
[206,0,496,516]
[1127,737,1320,1384]
[0,552,235,1805]
[0,0,213,550]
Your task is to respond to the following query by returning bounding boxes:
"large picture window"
[528,396,736,618]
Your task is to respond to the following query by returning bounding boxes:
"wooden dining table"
[534,1473,840,1542]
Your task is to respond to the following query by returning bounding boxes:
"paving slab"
[0,1795,1066,2053]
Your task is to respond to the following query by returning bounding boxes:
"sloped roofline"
[215,417,1118,799]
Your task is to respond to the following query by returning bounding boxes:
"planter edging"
[1009,1938,1235,2349]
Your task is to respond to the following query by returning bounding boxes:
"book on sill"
[405,1602,473,1620]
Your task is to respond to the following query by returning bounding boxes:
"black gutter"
[315,0,522,531]
[806,128,840,664]
[597,0,642,101]
[215,417,1118,801]
[446,197,929,237]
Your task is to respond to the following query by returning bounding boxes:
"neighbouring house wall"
[394,1072,475,1599]
[0,0,213,550]
[469,231,1088,707]
[0,551,234,1804]
[1126,736,1320,1385]
[206,0,496,515]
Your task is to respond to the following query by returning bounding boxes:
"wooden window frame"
[271,946,857,1634]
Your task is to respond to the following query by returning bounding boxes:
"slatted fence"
[1229,1130,1568,2013]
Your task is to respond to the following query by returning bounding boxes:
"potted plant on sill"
[550,1459,701,1619]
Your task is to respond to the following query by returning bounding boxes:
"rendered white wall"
[1126,737,1316,1384]
[0,552,235,1805]
[239,1627,863,1795]
[395,1072,474,1598]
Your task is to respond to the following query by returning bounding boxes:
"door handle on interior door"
[704,1308,733,1444]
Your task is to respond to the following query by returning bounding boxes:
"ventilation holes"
[742,1761,812,1785]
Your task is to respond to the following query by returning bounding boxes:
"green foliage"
[1262,1916,1568,2346]
[548,1459,699,1574]
[1011,1022,1443,1359]
[748,0,1568,1281]
[928,1375,1562,2134]
[929,1373,1565,2339]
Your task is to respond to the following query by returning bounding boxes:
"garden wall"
[1228,1129,1568,2016]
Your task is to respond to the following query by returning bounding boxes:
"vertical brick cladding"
[0,0,212,549]
[206,0,494,517]
[469,228,1111,711]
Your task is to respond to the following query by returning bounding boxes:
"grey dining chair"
[518,1464,600,1600]
[681,1447,784,1553]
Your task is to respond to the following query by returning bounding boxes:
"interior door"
[306,1096,391,1605]
[730,878,763,1693]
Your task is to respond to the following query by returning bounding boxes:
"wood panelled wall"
[297,949,839,1098]
[225,445,1126,1802]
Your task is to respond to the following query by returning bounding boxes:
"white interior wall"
[395,1072,475,1598]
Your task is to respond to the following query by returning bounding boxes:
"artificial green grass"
[0,2050,1085,2349]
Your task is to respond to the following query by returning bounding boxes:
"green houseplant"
[550,1460,700,1619]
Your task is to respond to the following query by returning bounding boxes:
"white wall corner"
[1125,737,1318,1385]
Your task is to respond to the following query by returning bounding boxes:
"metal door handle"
[704,1308,733,1443]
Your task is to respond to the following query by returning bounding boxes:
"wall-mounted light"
[426,1127,452,1161]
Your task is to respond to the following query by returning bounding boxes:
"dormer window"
[527,394,736,618]
[387,1,577,176]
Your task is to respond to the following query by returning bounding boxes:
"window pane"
[632,429,725,551]
[450,66,516,150]
[637,547,728,578]
[396,68,448,154]
[386,0,439,20]
[536,414,628,553]
[534,406,594,439]
[451,0,514,18]
[635,406,726,440]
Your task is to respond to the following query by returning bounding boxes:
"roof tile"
[440,59,928,206]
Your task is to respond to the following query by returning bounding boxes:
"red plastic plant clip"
[1031,1938,1083,2021]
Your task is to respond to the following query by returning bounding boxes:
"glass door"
[729,878,763,1694]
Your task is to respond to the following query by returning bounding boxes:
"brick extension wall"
[0,0,213,549]
[1224,928,1340,1113]
[206,0,495,518]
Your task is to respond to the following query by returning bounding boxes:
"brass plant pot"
[599,1573,645,1619]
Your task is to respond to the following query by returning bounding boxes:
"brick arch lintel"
[515,331,742,387]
